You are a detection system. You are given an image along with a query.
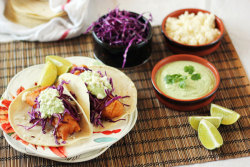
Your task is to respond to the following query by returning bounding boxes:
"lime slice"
[46,55,72,75]
[38,61,57,87]
[198,119,223,150]
[189,116,222,130]
[210,103,240,125]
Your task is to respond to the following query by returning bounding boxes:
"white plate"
[4,109,138,162]
[1,56,138,162]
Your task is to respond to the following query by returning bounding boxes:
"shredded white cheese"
[165,11,221,45]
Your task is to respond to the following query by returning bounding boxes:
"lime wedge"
[46,55,72,75]
[189,116,222,130]
[198,119,223,150]
[38,61,57,87]
[210,103,241,125]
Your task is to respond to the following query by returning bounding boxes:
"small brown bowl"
[161,8,225,56]
[151,54,220,111]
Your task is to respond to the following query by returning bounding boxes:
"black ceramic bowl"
[92,12,152,68]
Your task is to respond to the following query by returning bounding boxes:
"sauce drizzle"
[93,129,121,135]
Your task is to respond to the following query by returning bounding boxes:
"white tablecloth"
[117,0,250,166]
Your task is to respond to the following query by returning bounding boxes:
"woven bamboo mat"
[0,26,249,167]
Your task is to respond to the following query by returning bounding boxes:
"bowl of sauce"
[151,54,220,111]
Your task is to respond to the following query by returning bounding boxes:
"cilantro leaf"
[182,76,188,80]
[184,65,195,74]
[172,74,182,83]
[165,74,182,84]
[165,74,187,88]
[179,80,186,88]
[165,75,174,84]
[191,73,201,80]
[164,65,201,89]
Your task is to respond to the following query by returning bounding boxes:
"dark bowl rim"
[92,11,153,49]
[161,8,225,48]
[151,54,220,103]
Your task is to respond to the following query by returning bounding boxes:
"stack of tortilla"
[4,0,67,28]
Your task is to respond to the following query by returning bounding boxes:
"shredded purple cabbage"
[106,118,126,123]
[70,66,91,75]
[69,91,77,99]
[86,8,152,68]
[88,71,129,127]
[19,81,80,145]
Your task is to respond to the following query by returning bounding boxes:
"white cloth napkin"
[0,0,117,42]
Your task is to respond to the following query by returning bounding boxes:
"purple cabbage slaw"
[86,8,152,68]
[19,81,80,145]
[69,66,91,75]
[88,71,129,127]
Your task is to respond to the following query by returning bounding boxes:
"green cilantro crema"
[80,71,112,99]
[155,61,215,100]
[38,88,64,118]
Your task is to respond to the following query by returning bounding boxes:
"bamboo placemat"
[0,26,249,167]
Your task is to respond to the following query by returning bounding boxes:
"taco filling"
[21,81,81,144]
[70,66,130,127]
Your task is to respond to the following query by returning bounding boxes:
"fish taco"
[8,79,92,146]
[68,65,137,130]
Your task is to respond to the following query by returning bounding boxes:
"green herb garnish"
[165,74,187,88]
[191,73,201,80]
[165,74,181,84]
[184,65,194,74]
[165,65,201,88]
[165,74,187,85]
[179,80,186,88]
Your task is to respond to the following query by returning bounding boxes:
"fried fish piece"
[102,100,124,119]
[52,113,80,140]
[25,86,48,106]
